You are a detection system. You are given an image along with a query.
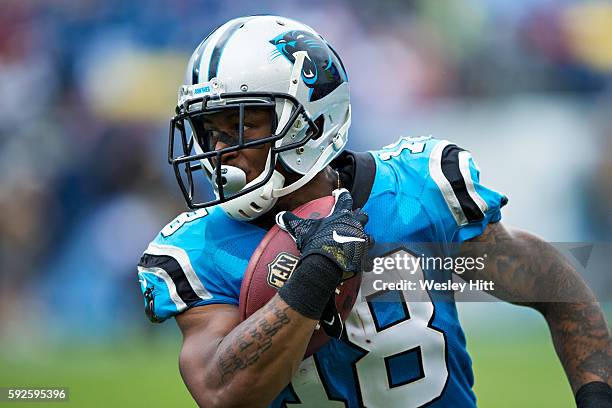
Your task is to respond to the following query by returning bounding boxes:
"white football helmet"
[169,15,350,221]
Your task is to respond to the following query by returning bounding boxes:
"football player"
[137,16,611,407]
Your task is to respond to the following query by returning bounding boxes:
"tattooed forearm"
[462,222,589,303]
[545,302,611,391]
[216,299,291,385]
[463,223,612,392]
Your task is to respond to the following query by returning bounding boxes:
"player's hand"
[275,188,372,279]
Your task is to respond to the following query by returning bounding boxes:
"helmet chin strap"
[272,140,337,198]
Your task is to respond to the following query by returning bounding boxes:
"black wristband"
[575,381,611,408]
[277,254,342,320]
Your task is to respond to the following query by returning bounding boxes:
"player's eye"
[202,130,234,150]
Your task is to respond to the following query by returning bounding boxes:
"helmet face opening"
[169,91,319,209]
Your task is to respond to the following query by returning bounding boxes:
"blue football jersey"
[138,136,507,407]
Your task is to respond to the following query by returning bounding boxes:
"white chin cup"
[218,168,285,221]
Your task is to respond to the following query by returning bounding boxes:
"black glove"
[276,188,372,279]
[274,189,372,320]
[575,382,611,408]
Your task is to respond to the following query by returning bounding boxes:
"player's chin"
[244,151,272,183]
[244,165,267,184]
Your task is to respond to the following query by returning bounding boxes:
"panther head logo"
[269,30,346,102]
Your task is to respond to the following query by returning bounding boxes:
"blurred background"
[0,0,611,406]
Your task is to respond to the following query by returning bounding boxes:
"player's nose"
[209,146,239,169]
[220,148,239,164]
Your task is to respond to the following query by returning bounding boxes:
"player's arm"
[461,222,611,403]
[177,189,371,407]
[416,139,609,403]
[176,296,317,408]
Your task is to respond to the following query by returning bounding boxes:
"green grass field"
[7,303,611,408]
[469,334,573,407]
[0,329,576,408]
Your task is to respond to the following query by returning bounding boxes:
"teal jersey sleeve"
[374,136,507,243]
[425,139,507,242]
[137,207,266,322]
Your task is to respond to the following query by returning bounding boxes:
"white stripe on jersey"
[429,140,469,226]
[138,266,188,311]
[145,242,212,300]
[458,151,488,215]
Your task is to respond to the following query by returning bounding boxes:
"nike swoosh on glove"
[276,188,373,279]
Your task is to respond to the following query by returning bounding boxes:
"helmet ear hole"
[309,115,325,140]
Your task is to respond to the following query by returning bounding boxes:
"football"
[239,195,362,358]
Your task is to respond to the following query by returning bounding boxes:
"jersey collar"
[332,150,376,210]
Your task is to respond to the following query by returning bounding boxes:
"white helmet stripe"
[190,40,207,85]
[191,19,245,85]
[205,19,248,82]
